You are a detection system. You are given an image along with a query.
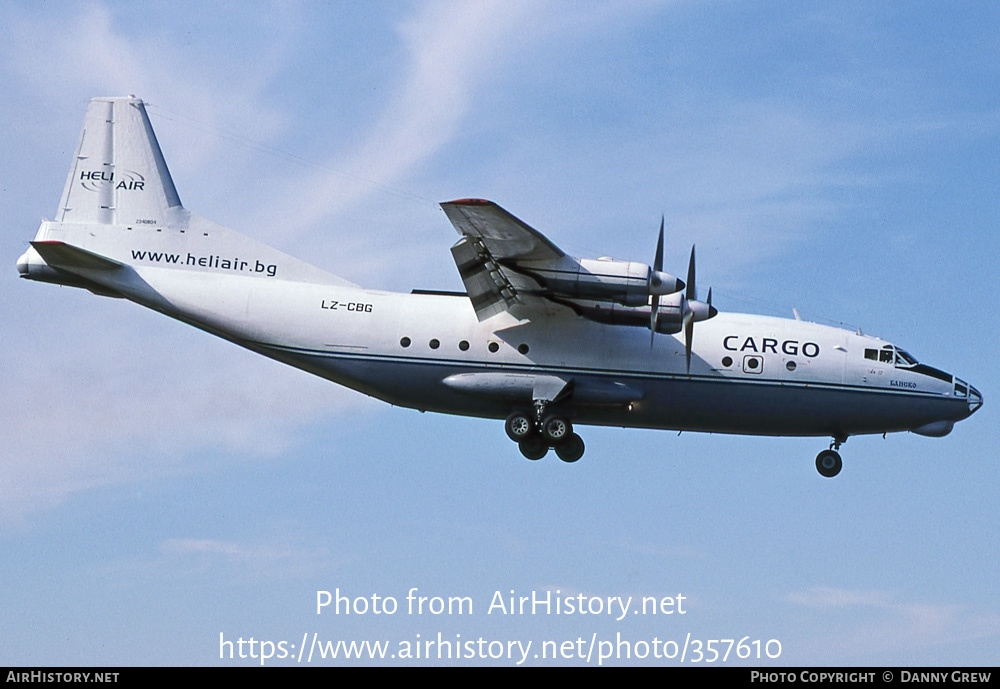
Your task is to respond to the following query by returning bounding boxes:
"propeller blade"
[648,217,682,296]
[686,245,696,302]
[650,217,665,346]
[654,217,664,273]
[685,318,694,374]
[650,295,658,347]
[684,245,696,372]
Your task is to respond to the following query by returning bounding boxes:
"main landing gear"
[505,407,585,463]
[815,436,847,478]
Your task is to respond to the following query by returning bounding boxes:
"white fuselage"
[95,256,981,440]
[20,215,980,442]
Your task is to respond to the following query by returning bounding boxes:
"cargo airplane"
[17,97,982,477]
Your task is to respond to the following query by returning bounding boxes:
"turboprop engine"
[520,216,684,308]
[531,255,682,307]
[555,230,718,372]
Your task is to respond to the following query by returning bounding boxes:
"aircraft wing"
[441,199,570,321]
[441,199,565,262]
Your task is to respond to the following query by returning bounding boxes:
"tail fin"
[56,96,187,227]
[20,96,357,290]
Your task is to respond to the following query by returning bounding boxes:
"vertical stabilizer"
[56,97,185,227]
[22,95,357,290]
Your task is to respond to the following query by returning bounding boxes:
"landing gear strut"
[506,406,585,463]
[815,436,847,478]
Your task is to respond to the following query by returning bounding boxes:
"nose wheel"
[815,436,847,478]
[815,449,842,478]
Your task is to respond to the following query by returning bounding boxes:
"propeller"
[646,218,715,361]
[683,246,695,371]
[649,216,685,346]
[681,245,718,372]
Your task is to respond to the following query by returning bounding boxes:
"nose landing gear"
[815,436,847,478]
[506,407,585,463]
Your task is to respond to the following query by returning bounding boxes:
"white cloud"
[0,293,374,529]
[159,537,330,578]
[0,3,292,173]
[786,586,1000,660]
[91,536,340,581]
[271,0,544,235]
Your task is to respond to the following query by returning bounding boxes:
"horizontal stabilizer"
[30,240,124,273]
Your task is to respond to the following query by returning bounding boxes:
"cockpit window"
[864,345,919,368]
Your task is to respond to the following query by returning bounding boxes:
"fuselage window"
[865,349,878,361]
[400,337,411,348]
[429,338,440,349]
[488,342,500,353]
[459,340,470,351]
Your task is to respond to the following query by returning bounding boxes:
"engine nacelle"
[562,290,717,334]
[525,256,681,307]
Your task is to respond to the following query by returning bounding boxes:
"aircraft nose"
[968,385,983,414]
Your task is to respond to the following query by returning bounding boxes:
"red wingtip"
[442,198,491,206]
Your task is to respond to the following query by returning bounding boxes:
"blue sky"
[1,0,997,666]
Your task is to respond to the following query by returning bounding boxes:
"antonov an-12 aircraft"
[17,97,982,477]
